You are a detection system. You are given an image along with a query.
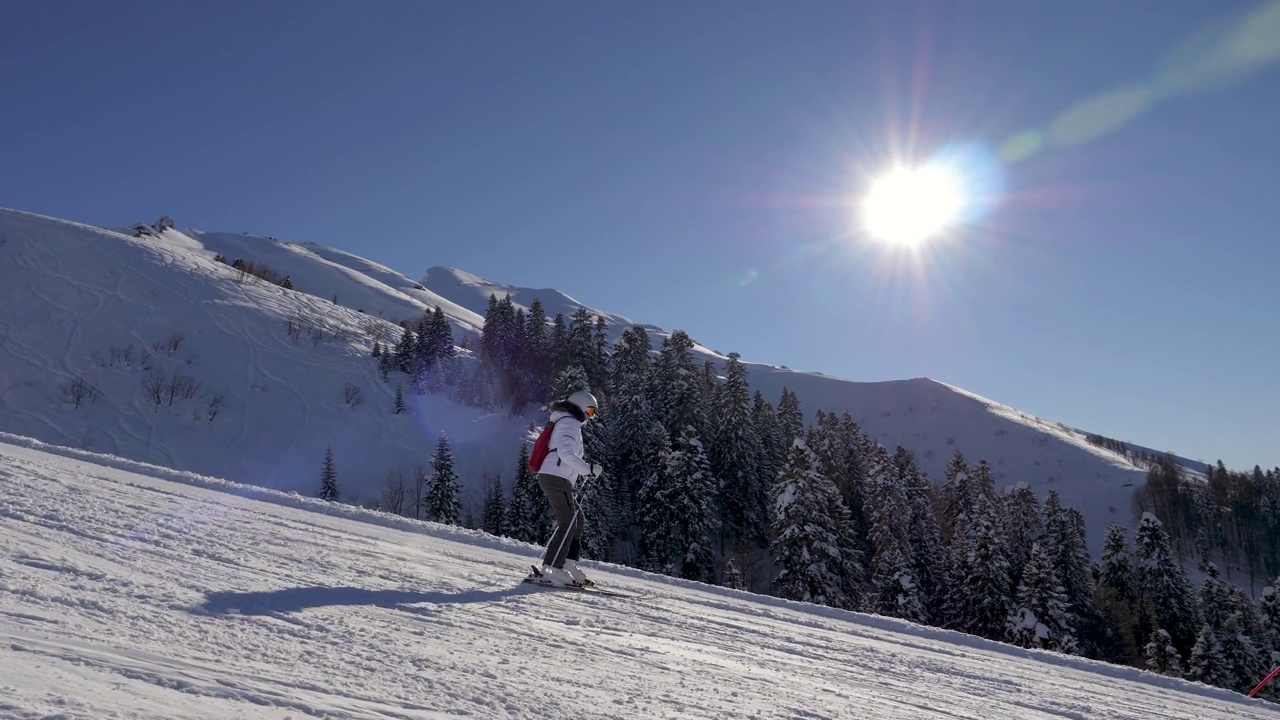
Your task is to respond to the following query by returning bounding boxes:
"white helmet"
[566,389,598,419]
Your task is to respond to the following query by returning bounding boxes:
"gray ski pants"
[538,473,582,568]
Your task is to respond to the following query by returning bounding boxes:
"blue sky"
[3,0,1278,470]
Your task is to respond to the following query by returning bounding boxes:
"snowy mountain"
[0,209,526,505]
[0,208,1199,554]
[1,435,1272,719]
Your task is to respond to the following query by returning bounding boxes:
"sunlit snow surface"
[1,437,1271,719]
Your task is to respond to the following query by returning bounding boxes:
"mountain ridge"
[0,208,1202,555]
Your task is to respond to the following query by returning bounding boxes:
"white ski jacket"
[538,409,593,486]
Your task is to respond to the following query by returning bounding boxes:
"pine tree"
[1144,629,1185,677]
[424,433,462,524]
[1260,576,1280,658]
[939,450,972,547]
[409,306,455,395]
[1188,624,1230,688]
[723,557,745,590]
[395,327,416,373]
[1198,563,1233,632]
[372,341,382,358]
[866,444,926,622]
[1006,542,1077,652]
[430,306,454,362]
[1218,612,1269,693]
[319,446,339,501]
[1098,522,1136,604]
[481,475,507,537]
[394,385,407,414]
[642,427,719,582]
[507,306,531,412]
[769,439,863,610]
[776,388,803,448]
[576,468,616,562]
[700,360,718,427]
[523,298,553,404]
[712,352,764,547]
[592,315,611,399]
[668,430,719,582]
[1094,522,1141,665]
[606,326,659,560]
[552,365,591,401]
[1135,512,1201,657]
[1227,586,1267,651]
[1042,492,1103,656]
[479,294,524,403]
[894,446,946,621]
[577,406,618,561]
[1192,477,1228,572]
[379,350,394,382]
[549,313,569,380]
[952,492,1014,640]
[565,307,605,395]
[837,413,875,563]
[751,391,784,496]
[653,330,707,441]
[1094,580,1141,666]
[509,442,551,544]
[805,413,871,557]
[1002,483,1044,592]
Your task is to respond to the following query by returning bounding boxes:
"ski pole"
[1248,665,1280,698]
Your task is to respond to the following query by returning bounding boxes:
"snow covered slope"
[0,210,521,501]
[0,436,1271,720]
[184,232,483,337]
[421,265,660,342]
[0,208,1199,554]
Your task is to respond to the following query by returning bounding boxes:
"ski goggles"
[585,406,597,418]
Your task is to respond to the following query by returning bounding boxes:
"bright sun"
[861,163,966,246]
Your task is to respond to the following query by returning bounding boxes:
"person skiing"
[533,389,602,588]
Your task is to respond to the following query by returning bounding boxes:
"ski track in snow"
[1,441,1275,720]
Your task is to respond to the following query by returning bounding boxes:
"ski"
[523,565,638,598]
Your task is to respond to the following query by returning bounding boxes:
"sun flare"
[861,163,966,246]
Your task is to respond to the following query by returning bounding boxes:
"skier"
[533,389,602,587]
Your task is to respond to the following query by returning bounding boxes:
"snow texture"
[1,437,1274,719]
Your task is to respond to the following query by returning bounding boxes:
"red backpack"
[527,419,560,473]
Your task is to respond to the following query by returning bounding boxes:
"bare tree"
[154,332,185,357]
[109,343,136,368]
[60,376,102,408]
[381,466,409,516]
[89,350,106,368]
[206,391,225,421]
[343,382,363,407]
[412,462,429,520]
[141,369,165,407]
[165,369,202,406]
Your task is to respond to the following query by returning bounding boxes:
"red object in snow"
[1249,665,1280,698]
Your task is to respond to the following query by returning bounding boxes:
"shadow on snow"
[197,583,537,615]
